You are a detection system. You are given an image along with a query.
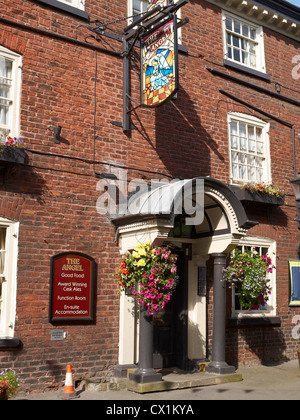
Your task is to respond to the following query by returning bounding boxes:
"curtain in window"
[0,57,12,138]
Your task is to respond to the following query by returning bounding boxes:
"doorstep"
[126,368,243,394]
[82,368,243,394]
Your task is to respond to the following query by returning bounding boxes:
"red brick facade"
[0,0,299,392]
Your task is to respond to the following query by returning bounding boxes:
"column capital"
[211,253,227,264]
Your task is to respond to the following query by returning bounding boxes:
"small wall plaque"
[51,330,65,341]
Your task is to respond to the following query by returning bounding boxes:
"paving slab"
[126,370,243,393]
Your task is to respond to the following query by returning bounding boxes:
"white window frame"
[228,112,271,185]
[127,0,182,43]
[231,236,276,319]
[56,0,85,10]
[0,46,22,141]
[222,10,266,74]
[0,219,19,339]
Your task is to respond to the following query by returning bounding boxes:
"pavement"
[12,359,300,401]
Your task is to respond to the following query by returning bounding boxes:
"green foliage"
[0,369,23,399]
[115,241,178,315]
[223,248,273,311]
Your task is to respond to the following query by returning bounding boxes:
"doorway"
[153,248,188,370]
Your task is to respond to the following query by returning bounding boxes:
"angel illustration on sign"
[146,49,173,91]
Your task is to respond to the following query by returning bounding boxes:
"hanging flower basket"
[223,248,273,311]
[115,241,178,315]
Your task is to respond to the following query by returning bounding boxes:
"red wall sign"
[49,252,96,322]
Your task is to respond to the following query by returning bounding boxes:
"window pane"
[234,20,241,34]
[0,103,10,126]
[232,35,240,48]
[239,122,247,138]
[233,48,240,62]
[242,24,249,37]
[0,57,12,79]
[133,0,148,14]
[231,135,238,149]
[226,17,232,31]
[242,51,248,65]
[250,27,256,40]
[230,120,238,135]
[250,53,256,68]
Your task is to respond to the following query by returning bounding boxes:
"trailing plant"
[223,247,273,311]
[241,182,284,198]
[0,135,26,151]
[115,241,178,315]
[0,369,23,399]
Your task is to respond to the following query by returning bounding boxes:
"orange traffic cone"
[59,364,79,399]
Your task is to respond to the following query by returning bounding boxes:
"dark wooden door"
[153,249,188,370]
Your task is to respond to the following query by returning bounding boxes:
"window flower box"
[0,146,26,165]
[230,184,285,206]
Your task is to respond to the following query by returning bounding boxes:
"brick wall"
[0,0,299,391]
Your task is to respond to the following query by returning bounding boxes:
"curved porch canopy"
[112,177,257,254]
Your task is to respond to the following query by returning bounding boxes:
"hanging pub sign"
[49,252,96,322]
[141,17,179,107]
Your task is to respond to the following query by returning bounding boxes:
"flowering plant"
[241,182,284,198]
[0,369,23,399]
[223,248,273,311]
[115,241,178,315]
[0,135,26,151]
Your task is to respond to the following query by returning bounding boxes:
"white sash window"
[56,0,85,10]
[228,113,270,185]
[222,11,266,73]
[0,46,21,141]
[0,220,19,338]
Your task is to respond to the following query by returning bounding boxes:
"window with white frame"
[56,0,85,10]
[232,237,276,318]
[228,113,270,185]
[222,11,266,73]
[0,219,19,338]
[131,0,148,22]
[0,46,21,142]
[128,0,182,42]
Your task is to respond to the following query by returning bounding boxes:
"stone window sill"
[33,0,89,20]
[228,317,281,327]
